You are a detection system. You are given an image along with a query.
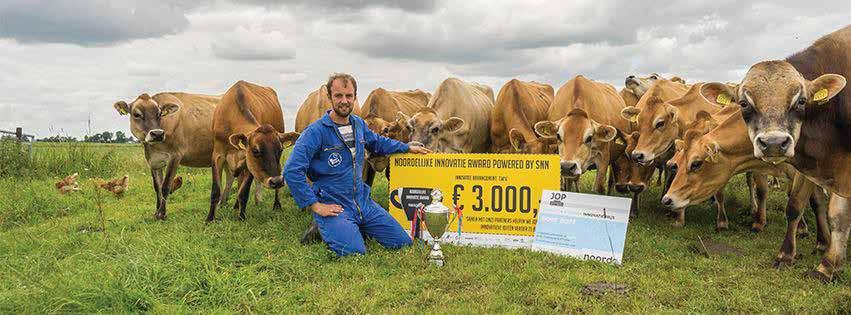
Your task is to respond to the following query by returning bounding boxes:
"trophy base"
[427,242,445,267]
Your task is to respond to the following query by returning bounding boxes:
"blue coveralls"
[283,111,413,256]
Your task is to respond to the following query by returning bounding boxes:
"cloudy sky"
[1,0,849,138]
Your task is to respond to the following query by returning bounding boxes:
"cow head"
[621,94,679,164]
[507,128,558,154]
[534,108,617,177]
[612,132,656,194]
[624,73,660,97]
[700,60,846,163]
[364,113,411,171]
[229,124,299,189]
[114,93,180,143]
[403,109,467,153]
[661,128,734,208]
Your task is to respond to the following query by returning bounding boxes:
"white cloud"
[211,26,296,60]
[0,0,849,139]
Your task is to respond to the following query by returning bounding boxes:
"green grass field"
[1,141,849,313]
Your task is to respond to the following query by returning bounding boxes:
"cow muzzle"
[754,131,794,163]
[661,194,689,209]
[266,176,285,189]
[560,160,582,177]
[145,129,165,143]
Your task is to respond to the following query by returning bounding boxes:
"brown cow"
[620,79,691,164]
[404,78,494,153]
[115,92,236,220]
[536,75,628,194]
[698,26,850,281]
[360,88,430,185]
[609,132,657,216]
[295,84,361,132]
[662,110,830,276]
[490,79,554,153]
[207,80,299,222]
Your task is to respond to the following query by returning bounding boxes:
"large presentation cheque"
[388,153,560,248]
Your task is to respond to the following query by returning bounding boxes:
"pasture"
[1,141,849,313]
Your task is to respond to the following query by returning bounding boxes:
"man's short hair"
[326,73,357,99]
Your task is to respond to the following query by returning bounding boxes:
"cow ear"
[695,110,711,122]
[700,82,738,107]
[594,125,617,142]
[160,103,180,117]
[674,139,685,151]
[279,132,300,148]
[114,101,130,115]
[808,74,846,105]
[620,106,640,122]
[704,140,721,163]
[508,128,527,152]
[668,106,679,122]
[534,120,558,137]
[443,117,466,133]
[229,133,248,150]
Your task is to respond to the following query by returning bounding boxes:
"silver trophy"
[423,189,457,267]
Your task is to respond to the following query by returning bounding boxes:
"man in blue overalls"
[284,73,431,256]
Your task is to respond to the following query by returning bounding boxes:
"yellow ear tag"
[706,154,717,163]
[238,142,246,150]
[716,93,731,106]
[813,88,828,102]
[615,138,625,146]
[628,115,638,123]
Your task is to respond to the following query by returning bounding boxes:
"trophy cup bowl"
[423,189,455,266]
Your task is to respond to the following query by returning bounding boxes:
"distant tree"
[114,131,128,143]
[37,135,78,142]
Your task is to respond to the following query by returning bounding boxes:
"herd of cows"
[113,26,850,282]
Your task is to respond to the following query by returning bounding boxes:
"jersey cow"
[208,81,299,222]
[698,26,850,282]
[404,78,494,153]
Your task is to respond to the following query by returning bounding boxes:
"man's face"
[330,78,356,118]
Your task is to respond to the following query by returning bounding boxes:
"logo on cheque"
[328,152,342,167]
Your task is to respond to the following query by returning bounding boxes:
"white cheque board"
[532,190,632,265]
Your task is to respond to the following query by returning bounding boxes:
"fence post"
[15,127,22,141]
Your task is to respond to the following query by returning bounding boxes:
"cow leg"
[592,159,610,194]
[750,173,769,232]
[714,190,728,231]
[629,192,640,217]
[773,174,813,268]
[364,165,376,187]
[236,172,255,220]
[206,155,225,222]
[273,188,281,211]
[811,187,830,253]
[220,167,235,207]
[254,179,264,205]
[807,195,850,283]
[151,169,163,220]
[156,157,180,220]
[671,208,685,228]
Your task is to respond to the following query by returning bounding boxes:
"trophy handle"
[448,207,459,232]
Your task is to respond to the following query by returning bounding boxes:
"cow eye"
[252,148,261,157]
[584,136,592,144]
[430,126,439,134]
[655,120,665,129]
[689,160,703,171]
[382,127,389,134]
[669,163,678,173]
[738,99,750,109]
[133,112,142,119]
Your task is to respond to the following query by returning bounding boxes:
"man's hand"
[311,202,343,217]
[408,145,431,154]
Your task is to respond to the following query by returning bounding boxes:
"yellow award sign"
[389,153,560,241]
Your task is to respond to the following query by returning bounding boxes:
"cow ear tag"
[716,93,731,106]
[813,88,828,102]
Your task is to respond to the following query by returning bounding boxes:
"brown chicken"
[55,173,81,194]
[100,174,130,196]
